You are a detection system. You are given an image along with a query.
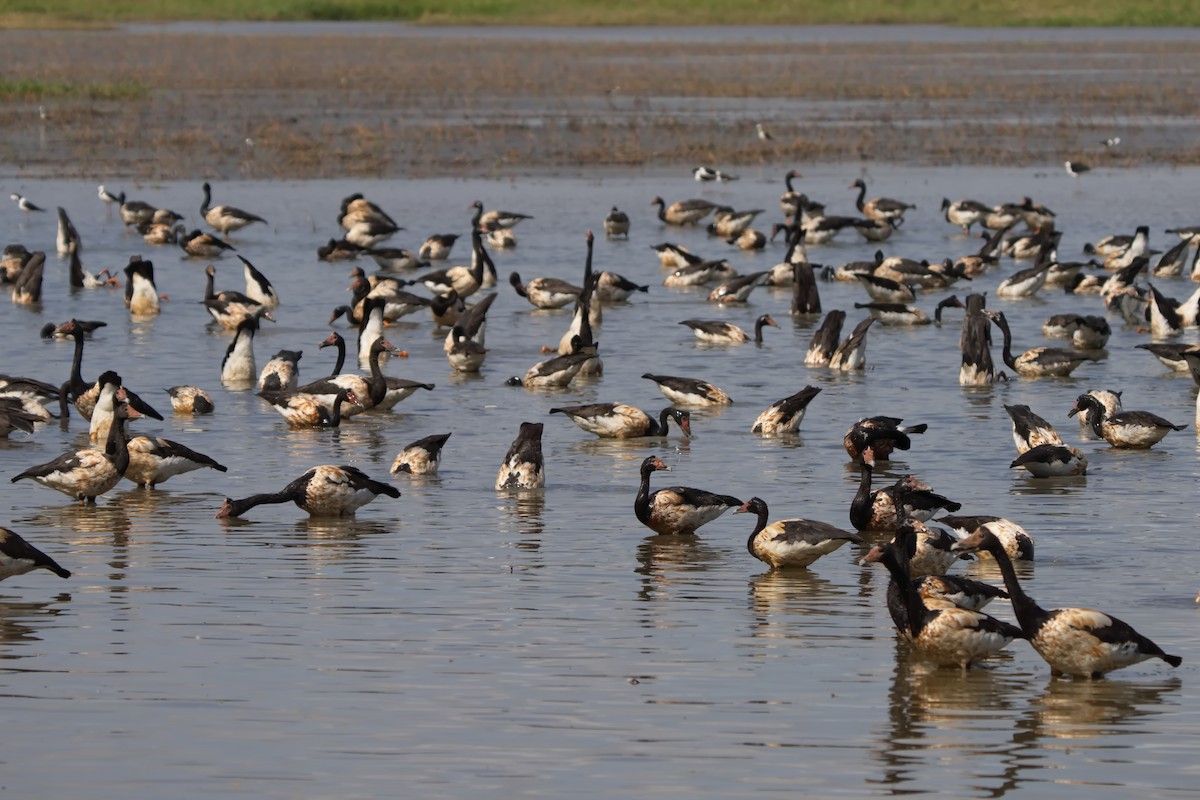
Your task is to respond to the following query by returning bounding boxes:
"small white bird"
[756,123,774,142]
[1064,160,1091,178]
[10,193,44,212]
[693,166,738,183]
[98,185,125,205]
[1100,136,1121,147]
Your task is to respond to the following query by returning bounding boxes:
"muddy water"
[0,166,1197,797]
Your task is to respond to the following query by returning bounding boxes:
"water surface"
[0,165,1197,797]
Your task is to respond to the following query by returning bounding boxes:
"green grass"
[5,0,1199,26]
[0,78,149,101]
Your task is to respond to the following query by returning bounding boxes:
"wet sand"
[2,24,1198,180]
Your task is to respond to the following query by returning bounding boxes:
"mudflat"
[2,23,1197,180]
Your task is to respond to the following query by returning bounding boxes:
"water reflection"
[566,436,690,460]
[872,640,1027,794]
[497,489,545,543]
[0,596,71,659]
[746,570,851,644]
[1018,677,1182,740]
[634,533,727,604]
[19,503,132,544]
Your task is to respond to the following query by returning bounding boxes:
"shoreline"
[1,25,1196,181]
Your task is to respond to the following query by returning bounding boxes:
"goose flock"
[0,167,1194,683]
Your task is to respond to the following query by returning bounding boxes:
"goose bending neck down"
[951,529,1181,678]
[216,465,399,519]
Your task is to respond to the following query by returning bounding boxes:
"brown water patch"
[2,28,1197,179]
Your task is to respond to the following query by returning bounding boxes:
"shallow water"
[0,166,1198,797]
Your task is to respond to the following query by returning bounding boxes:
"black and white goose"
[805,309,845,366]
[779,169,803,218]
[869,525,1009,635]
[850,178,914,224]
[952,529,1181,678]
[1011,443,1089,477]
[1151,235,1193,278]
[1102,225,1150,270]
[368,246,428,272]
[508,345,595,389]
[124,434,227,488]
[708,271,767,305]
[0,397,44,435]
[510,271,582,310]
[417,233,459,262]
[751,386,822,435]
[238,255,279,309]
[472,200,532,231]
[650,242,703,269]
[391,433,452,476]
[680,314,778,345]
[1004,403,1065,454]
[550,404,691,439]
[707,207,762,238]
[829,317,875,371]
[852,217,897,243]
[1146,283,1186,338]
[650,196,717,226]
[737,497,863,569]
[260,385,359,428]
[1041,314,1111,349]
[642,373,732,406]
[344,218,401,249]
[0,527,71,581]
[179,228,236,259]
[790,262,822,316]
[56,206,80,255]
[220,315,260,386]
[937,515,1035,561]
[338,193,398,230]
[995,261,1052,298]
[854,301,931,326]
[10,251,44,305]
[862,538,1022,670]
[447,325,489,373]
[663,259,732,288]
[87,375,163,444]
[123,257,161,317]
[941,198,991,234]
[165,386,214,415]
[216,465,399,519]
[1134,342,1195,373]
[11,372,131,503]
[603,207,630,239]
[727,228,768,251]
[416,228,492,299]
[843,416,928,462]
[1069,393,1185,449]
[257,350,303,392]
[201,182,266,238]
[119,198,156,228]
[635,455,741,536]
[1003,403,1088,474]
[495,422,545,490]
[854,272,916,304]
[204,264,272,329]
[989,310,1094,377]
[441,293,497,353]
[0,373,59,423]
[594,271,648,303]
